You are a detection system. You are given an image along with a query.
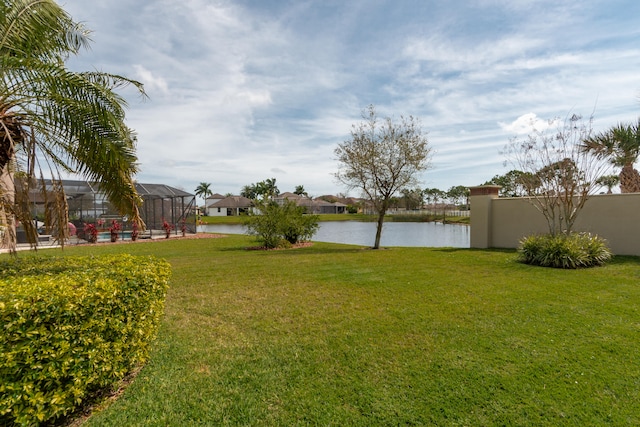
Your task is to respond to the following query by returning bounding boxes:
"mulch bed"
[81,232,226,246]
[83,233,313,251]
[246,242,314,250]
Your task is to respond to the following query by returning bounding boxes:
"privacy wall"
[470,186,640,256]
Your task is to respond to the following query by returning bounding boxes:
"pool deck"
[1,232,195,254]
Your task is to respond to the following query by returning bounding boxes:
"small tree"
[279,202,319,244]
[244,200,319,249]
[335,105,432,249]
[244,201,281,248]
[504,114,611,236]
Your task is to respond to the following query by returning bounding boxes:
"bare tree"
[504,114,612,236]
[335,105,432,248]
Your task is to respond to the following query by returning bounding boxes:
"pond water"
[198,221,470,248]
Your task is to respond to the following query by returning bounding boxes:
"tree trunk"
[619,164,640,193]
[1,114,26,251]
[0,114,21,172]
[0,163,16,251]
[373,210,386,249]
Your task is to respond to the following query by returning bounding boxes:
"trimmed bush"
[0,255,171,426]
[518,232,612,268]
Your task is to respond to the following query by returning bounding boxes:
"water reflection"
[199,221,469,248]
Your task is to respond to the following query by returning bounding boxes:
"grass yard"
[9,235,640,426]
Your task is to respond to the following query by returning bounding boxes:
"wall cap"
[469,185,501,197]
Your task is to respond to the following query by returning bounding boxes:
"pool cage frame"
[40,179,197,236]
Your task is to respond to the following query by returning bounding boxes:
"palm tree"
[240,184,257,199]
[263,178,279,198]
[0,0,145,250]
[595,174,620,194]
[194,182,212,204]
[582,120,640,193]
[294,185,308,197]
[256,178,279,200]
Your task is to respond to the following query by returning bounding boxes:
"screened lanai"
[135,182,196,232]
[40,179,196,234]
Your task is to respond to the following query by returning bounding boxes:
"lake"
[198,221,470,248]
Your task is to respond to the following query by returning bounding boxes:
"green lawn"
[11,235,640,425]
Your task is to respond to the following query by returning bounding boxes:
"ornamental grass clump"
[0,255,171,426]
[518,232,612,268]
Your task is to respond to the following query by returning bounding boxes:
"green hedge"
[0,255,171,426]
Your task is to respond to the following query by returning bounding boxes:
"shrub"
[109,220,121,242]
[131,221,140,241]
[162,218,174,238]
[0,255,171,426]
[244,202,284,249]
[244,200,319,248]
[83,223,98,243]
[518,232,612,268]
[280,202,320,244]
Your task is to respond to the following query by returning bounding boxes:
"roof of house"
[205,193,227,208]
[276,192,303,199]
[214,195,253,208]
[207,193,226,200]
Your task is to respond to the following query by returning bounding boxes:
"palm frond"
[0,0,90,60]
[0,0,146,249]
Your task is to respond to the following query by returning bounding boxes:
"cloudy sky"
[61,0,640,197]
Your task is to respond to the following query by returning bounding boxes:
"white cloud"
[224,90,272,108]
[133,65,169,94]
[403,34,544,73]
[60,0,640,196]
[498,113,556,134]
